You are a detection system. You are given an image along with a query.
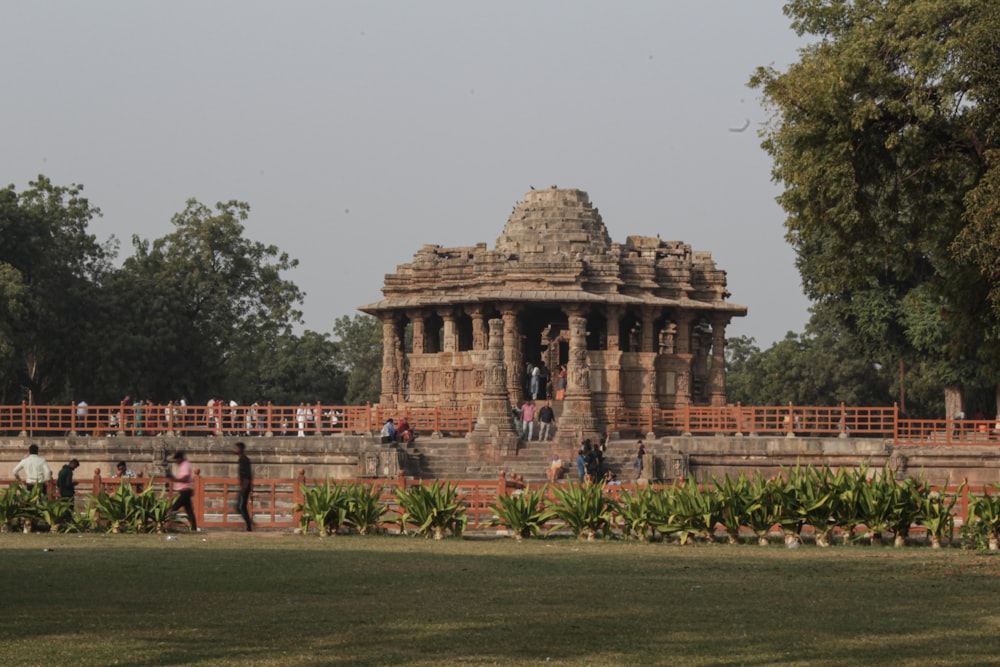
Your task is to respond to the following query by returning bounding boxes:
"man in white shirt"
[12,444,53,492]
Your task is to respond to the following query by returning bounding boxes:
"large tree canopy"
[0,177,112,403]
[751,0,1000,415]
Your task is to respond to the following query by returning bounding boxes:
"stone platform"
[2,434,999,487]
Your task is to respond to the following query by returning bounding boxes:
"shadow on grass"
[2,534,1000,666]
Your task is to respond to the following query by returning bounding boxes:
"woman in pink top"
[167,451,197,532]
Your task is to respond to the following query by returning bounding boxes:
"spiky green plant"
[34,495,75,533]
[963,484,1000,551]
[344,483,387,535]
[545,482,618,541]
[91,483,135,533]
[0,484,26,533]
[715,473,756,544]
[743,473,782,546]
[617,487,660,541]
[914,480,965,549]
[14,485,51,534]
[294,479,350,536]
[394,481,467,539]
[887,477,923,547]
[487,488,550,540]
[669,478,726,545]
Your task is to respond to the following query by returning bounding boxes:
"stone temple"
[360,186,746,444]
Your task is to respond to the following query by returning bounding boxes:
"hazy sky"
[2,1,812,347]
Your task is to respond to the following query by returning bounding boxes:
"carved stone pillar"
[469,306,487,351]
[710,315,731,406]
[639,306,659,410]
[604,305,626,421]
[501,305,523,406]
[673,311,695,406]
[379,313,403,407]
[411,311,426,355]
[439,308,458,353]
[640,306,657,353]
[469,319,520,454]
[557,313,600,445]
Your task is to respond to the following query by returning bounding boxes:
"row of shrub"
[0,482,178,534]
[7,464,1000,549]
[295,464,1000,550]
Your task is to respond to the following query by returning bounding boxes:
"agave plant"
[787,465,838,547]
[668,478,726,545]
[887,477,923,547]
[715,473,756,544]
[344,483,387,535]
[0,484,26,533]
[394,481,467,539]
[743,473,783,546]
[487,487,550,540]
[914,481,965,549]
[33,495,75,533]
[295,479,351,536]
[617,487,660,541]
[129,484,176,533]
[91,483,136,533]
[963,485,1000,551]
[14,485,53,534]
[846,464,899,545]
[545,482,618,541]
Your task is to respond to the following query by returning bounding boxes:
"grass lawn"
[3,532,1000,666]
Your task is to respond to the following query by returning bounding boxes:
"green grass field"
[3,532,1000,666]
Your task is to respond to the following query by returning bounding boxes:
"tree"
[726,304,893,408]
[104,199,304,401]
[252,330,347,405]
[751,0,1000,417]
[331,314,382,405]
[0,176,113,403]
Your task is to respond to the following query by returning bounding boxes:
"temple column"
[673,311,695,406]
[468,318,520,454]
[438,309,458,407]
[710,315,731,406]
[439,309,458,353]
[639,305,658,410]
[557,311,600,445]
[411,311,426,355]
[604,305,626,427]
[469,306,487,351]
[501,304,524,407]
[379,312,403,408]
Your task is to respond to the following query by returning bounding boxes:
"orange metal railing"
[3,401,1000,446]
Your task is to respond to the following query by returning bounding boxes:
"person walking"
[520,400,536,441]
[537,401,555,441]
[57,458,80,522]
[57,459,79,499]
[12,444,53,494]
[234,442,253,531]
[634,441,647,481]
[167,451,198,532]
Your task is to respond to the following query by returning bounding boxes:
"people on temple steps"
[380,418,397,444]
[537,401,555,441]
[520,399,536,441]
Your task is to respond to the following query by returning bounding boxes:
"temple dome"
[494,186,612,258]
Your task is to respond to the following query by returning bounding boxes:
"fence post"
[19,401,28,437]
[499,471,508,497]
[683,403,691,436]
[93,467,102,497]
[194,469,204,529]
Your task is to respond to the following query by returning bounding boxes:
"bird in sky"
[729,119,750,133]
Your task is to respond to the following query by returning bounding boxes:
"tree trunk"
[929,534,942,549]
[944,384,963,420]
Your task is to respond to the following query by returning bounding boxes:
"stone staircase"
[398,436,642,485]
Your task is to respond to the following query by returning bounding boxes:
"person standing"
[634,441,647,481]
[520,400,536,441]
[537,401,555,441]
[57,459,80,499]
[575,448,586,483]
[12,444,53,493]
[167,451,198,532]
[233,442,253,532]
